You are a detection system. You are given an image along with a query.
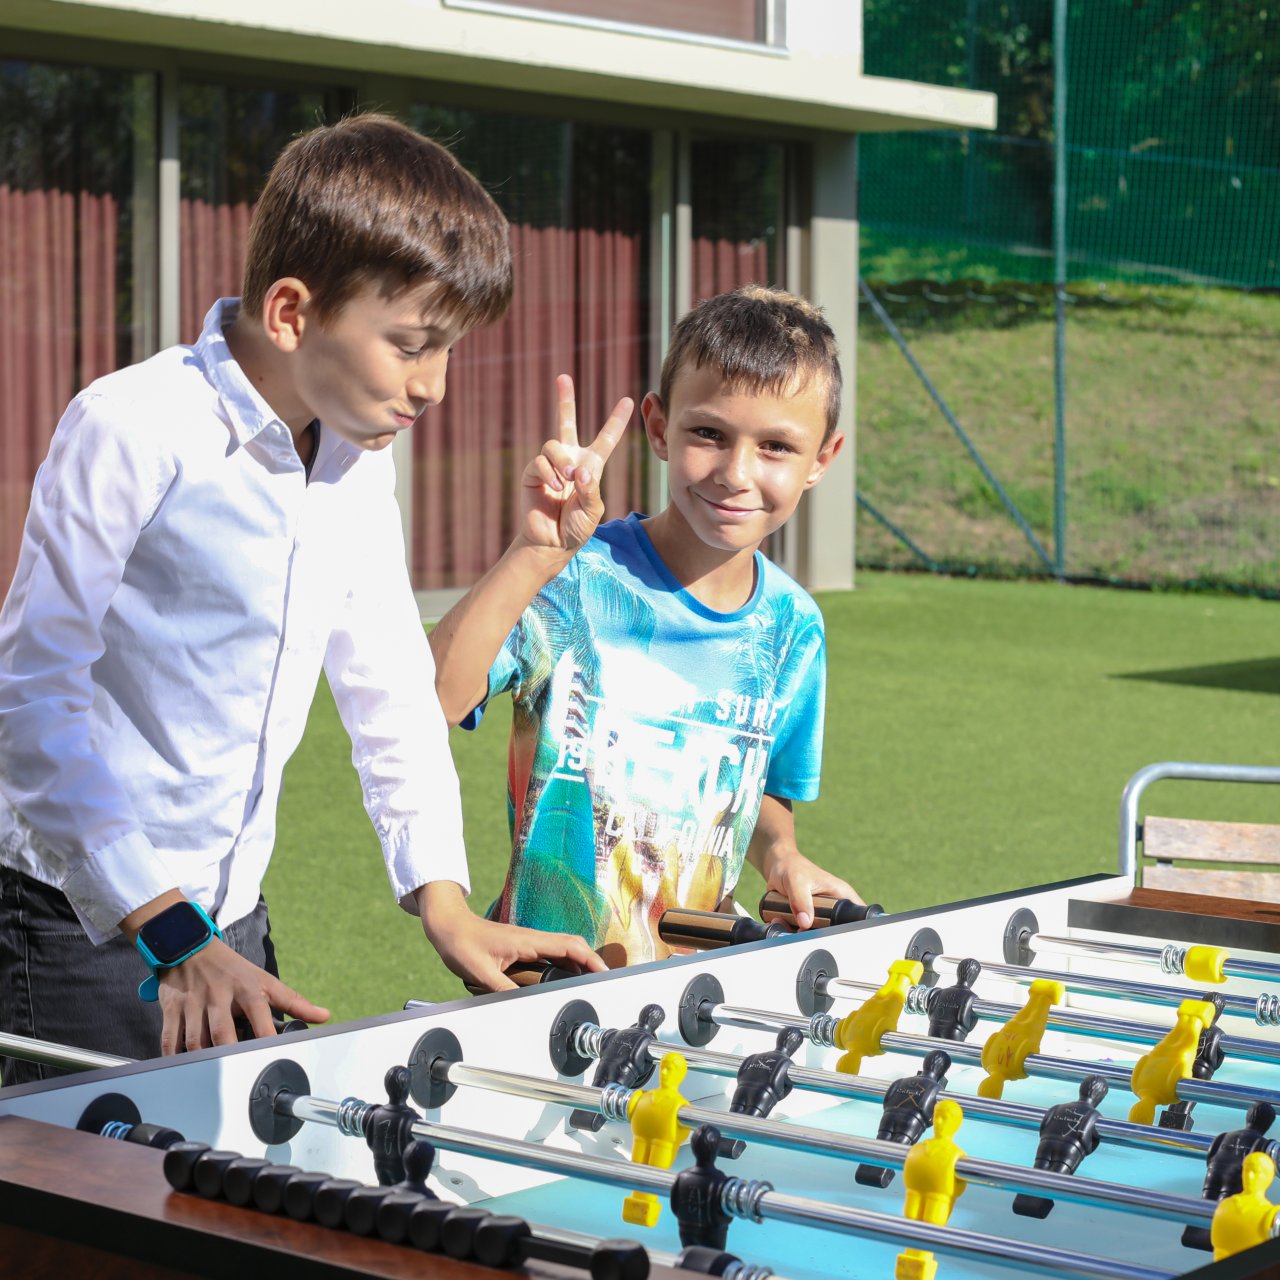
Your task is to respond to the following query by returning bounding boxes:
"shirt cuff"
[386,825,472,913]
[59,829,179,943]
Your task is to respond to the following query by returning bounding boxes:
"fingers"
[268,978,331,1025]
[160,1004,183,1058]
[788,882,816,932]
[154,950,329,1058]
[510,928,607,973]
[556,374,578,447]
[585,397,635,466]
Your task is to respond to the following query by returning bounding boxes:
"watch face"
[141,902,212,966]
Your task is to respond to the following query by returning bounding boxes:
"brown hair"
[659,285,842,439]
[241,113,512,328]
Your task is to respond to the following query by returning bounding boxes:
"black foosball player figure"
[924,958,982,1042]
[570,1003,666,1133]
[854,1048,952,1189]
[366,1065,422,1185]
[1181,1099,1277,1251]
[1011,1074,1109,1219]
[718,1027,806,1158]
[671,1123,734,1251]
[1159,992,1227,1132]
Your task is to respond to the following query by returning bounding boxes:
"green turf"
[266,572,1280,1022]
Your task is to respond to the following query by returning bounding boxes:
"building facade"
[1,0,993,607]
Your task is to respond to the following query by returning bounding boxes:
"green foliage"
[860,0,1280,287]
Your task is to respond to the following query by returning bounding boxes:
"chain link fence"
[856,0,1280,592]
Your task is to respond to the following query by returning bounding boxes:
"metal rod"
[858,278,1056,574]
[0,1031,132,1073]
[854,492,940,572]
[821,975,1280,1066]
[1030,933,1280,986]
[929,952,1280,1027]
[277,1093,1174,1280]
[405,1056,1216,1225]
[634,1036,1212,1160]
[709,1002,1280,1117]
[1052,0,1068,576]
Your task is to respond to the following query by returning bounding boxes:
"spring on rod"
[809,1012,840,1048]
[904,985,933,1017]
[571,1022,608,1061]
[721,1177,773,1224]
[1256,993,1280,1028]
[335,1095,373,1138]
[598,1083,632,1123]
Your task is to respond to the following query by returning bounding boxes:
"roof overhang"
[3,0,996,133]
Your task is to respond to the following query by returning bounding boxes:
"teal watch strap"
[135,900,222,1002]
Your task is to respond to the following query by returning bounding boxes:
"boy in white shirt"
[0,113,608,1085]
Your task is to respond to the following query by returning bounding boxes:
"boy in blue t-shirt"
[431,286,862,966]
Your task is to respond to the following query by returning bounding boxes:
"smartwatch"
[135,901,222,1002]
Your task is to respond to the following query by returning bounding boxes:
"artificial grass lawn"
[266,571,1279,1022]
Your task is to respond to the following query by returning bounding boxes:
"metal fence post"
[1053,0,1068,579]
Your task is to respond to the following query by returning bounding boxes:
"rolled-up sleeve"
[0,394,176,937]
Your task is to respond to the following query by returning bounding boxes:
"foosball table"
[3,871,1280,1280]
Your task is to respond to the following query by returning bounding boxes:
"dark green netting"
[855,0,1280,592]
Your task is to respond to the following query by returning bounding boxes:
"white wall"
[4,0,994,132]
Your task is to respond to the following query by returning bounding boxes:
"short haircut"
[242,113,512,329]
[660,285,842,440]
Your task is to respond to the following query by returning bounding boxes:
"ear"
[641,390,670,461]
[260,278,312,354]
[804,430,845,490]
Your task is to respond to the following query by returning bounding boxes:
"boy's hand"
[155,939,331,1054]
[759,845,863,932]
[518,375,633,554]
[416,880,607,992]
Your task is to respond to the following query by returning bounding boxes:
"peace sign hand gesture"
[518,375,634,553]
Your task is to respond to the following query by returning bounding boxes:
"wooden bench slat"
[1142,815,1280,865]
[1141,864,1280,902]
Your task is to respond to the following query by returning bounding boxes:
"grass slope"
[266,573,1279,1021]
[856,287,1280,588]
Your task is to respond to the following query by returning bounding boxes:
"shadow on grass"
[1112,657,1280,696]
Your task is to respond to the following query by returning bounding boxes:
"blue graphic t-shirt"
[467,514,826,964]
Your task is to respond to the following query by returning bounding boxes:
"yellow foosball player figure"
[834,959,923,1075]
[1211,1150,1280,1261]
[622,1050,693,1226]
[978,978,1065,1099]
[1129,997,1220,1126]
[896,1098,968,1280]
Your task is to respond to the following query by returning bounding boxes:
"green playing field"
[267,572,1280,1019]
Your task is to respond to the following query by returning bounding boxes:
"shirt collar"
[193,298,287,450]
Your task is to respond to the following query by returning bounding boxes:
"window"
[690,137,786,300]
[0,58,156,585]
[445,0,780,46]
[178,82,352,342]
[407,106,653,589]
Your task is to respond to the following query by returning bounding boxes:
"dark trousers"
[0,867,278,1087]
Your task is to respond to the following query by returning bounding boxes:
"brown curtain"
[411,123,650,591]
[692,235,771,302]
[179,198,253,344]
[0,185,119,589]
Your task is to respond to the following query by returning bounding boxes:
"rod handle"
[758,891,885,928]
[657,908,790,950]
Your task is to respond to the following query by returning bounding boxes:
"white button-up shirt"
[0,299,468,942]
